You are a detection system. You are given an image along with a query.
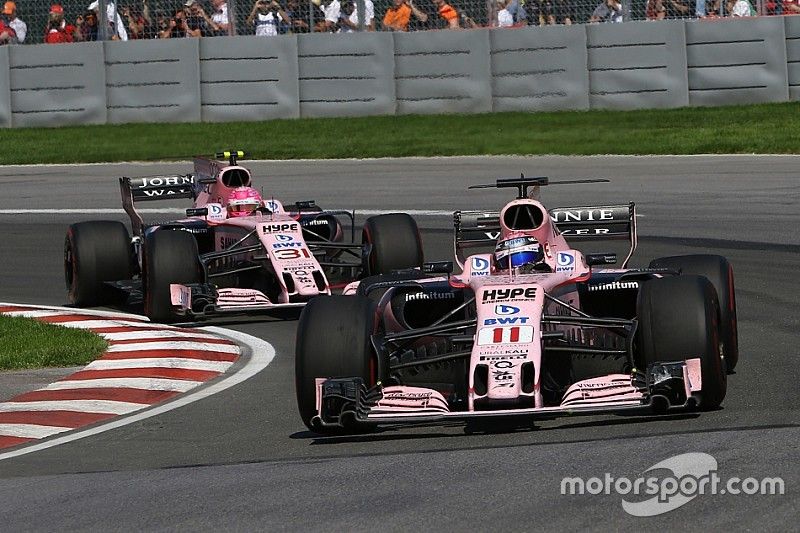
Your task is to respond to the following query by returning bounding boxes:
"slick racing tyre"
[143,229,203,323]
[362,213,424,276]
[65,221,133,307]
[295,295,383,432]
[636,275,726,410]
[649,254,738,372]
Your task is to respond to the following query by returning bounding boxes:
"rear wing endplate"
[120,175,196,236]
[454,203,638,268]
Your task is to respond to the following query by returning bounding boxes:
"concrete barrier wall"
[105,39,201,124]
[394,29,492,115]
[0,47,10,128]
[9,42,106,128]
[685,17,788,106]
[490,25,589,112]
[587,20,688,110]
[785,16,800,102]
[297,32,395,117]
[1,18,798,128]
[200,36,300,122]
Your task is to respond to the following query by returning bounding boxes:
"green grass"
[0,316,107,370]
[1,103,799,164]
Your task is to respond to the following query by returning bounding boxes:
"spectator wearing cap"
[44,4,80,43]
[2,2,25,42]
[75,9,99,40]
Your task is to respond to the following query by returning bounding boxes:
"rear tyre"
[362,213,423,276]
[143,230,202,323]
[636,275,726,410]
[64,221,132,307]
[295,295,381,432]
[649,254,738,372]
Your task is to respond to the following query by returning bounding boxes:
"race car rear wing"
[454,202,638,268]
[119,175,195,236]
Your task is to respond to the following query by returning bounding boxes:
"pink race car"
[64,151,423,323]
[296,176,738,433]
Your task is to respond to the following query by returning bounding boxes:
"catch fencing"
[3,0,793,45]
[0,16,798,127]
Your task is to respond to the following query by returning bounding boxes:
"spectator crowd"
[0,0,795,45]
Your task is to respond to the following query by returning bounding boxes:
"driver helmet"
[495,235,544,271]
[226,187,262,217]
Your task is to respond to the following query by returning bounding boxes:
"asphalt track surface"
[0,156,797,530]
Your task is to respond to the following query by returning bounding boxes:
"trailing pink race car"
[296,176,738,432]
[64,151,423,323]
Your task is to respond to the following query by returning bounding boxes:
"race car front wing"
[311,360,702,430]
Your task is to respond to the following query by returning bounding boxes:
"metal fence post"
[98,0,108,41]
[356,0,366,31]
[229,0,238,35]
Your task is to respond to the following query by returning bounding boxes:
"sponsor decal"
[301,218,329,226]
[273,248,312,261]
[471,256,491,277]
[479,354,527,361]
[138,176,193,188]
[482,287,537,303]
[262,223,299,234]
[272,242,303,249]
[405,291,455,302]
[484,317,530,325]
[275,234,293,242]
[588,281,640,292]
[220,236,239,249]
[484,231,501,240]
[551,208,615,223]
[478,347,527,356]
[477,325,534,345]
[265,200,281,213]
[560,228,612,237]
[556,252,576,273]
[495,304,520,315]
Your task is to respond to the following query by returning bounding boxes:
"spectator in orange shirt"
[383,0,411,30]
[433,0,459,28]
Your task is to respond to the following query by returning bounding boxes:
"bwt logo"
[471,257,490,276]
[482,287,537,302]
[275,234,293,242]
[495,305,520,315]
[262,223,299,234]
[484,317,529,325]
[556,252,576,272]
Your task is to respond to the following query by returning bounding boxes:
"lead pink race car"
[296,176,738,432]
[64,151,423,323]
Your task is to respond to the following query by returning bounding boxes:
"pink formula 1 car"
[296,176,738,433]
[64,152,423,323]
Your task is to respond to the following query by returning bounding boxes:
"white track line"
[1,310,73,318]
[0,400,146,415]
[53,320,176,330]
[44,378,203,392]
[84,358,233,373]
[105,340,238,353]
[102,330,222,341]
[0,325,275,461]
[0,424,73,439]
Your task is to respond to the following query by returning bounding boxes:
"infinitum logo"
[560,452,785,516]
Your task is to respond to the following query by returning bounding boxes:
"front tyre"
[362,213,423,276]
[65,221,132,307]
[143,230,202,323]
[295,295,382,432]
[636,275,726,410]
[649,254,738,372]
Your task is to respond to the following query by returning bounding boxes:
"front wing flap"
[311,361,700,430]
